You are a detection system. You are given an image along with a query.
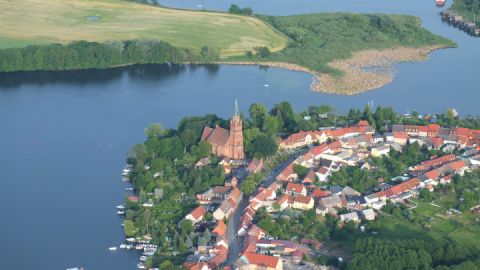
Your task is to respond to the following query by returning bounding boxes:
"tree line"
[0,40,220,72]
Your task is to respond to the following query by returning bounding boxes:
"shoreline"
[211,45,451,95]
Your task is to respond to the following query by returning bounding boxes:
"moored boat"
[436,0,446,7]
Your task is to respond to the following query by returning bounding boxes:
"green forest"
[238,13,455,75]
[0,40,219,72]
[451,0,480,26]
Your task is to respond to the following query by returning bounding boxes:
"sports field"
[0,0,287,56]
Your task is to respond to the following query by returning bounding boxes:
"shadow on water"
[0,64,221,89]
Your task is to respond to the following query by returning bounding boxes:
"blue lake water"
[0,0,479,269]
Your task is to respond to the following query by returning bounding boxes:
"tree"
[124,220,137,237]
[228,4,242,14]
[128,144,148,162]
[294,164,308,178]
[242,7,253,15]
[160,260,173,270]
[254,46,271,58]
[249,103,267,128]
[145,123,164,138]
[251,134,278,158]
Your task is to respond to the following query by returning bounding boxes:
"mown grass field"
[0,0,287,56]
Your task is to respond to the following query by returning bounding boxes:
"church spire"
[234,99,239,117]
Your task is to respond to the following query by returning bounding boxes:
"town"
[119,102,480,270]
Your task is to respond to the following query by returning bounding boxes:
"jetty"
[441,11,480,37]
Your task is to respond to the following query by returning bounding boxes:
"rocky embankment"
[215,45,446,95]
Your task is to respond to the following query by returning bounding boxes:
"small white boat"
[126,237,136,243]
[125,187,134,191]
[137,262,146,269]
[120,244,127,249]
[264,84,269,87]
[117,210,125,215]
[116,205,125,210]
[197,4,203,8]
[139,256,147,262]
[109,246,117,251]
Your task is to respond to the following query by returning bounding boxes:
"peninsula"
[0,0,455,94]
[119,101,480,269]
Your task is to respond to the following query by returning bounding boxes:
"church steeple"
[230,99,244,160]
[234,98,239,117]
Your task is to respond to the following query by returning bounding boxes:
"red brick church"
[201,100,245,160]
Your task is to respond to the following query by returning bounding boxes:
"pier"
[440,11,480,37]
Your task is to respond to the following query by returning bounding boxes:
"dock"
[440,11,480,37]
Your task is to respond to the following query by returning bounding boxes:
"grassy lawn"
[0,0,287,55]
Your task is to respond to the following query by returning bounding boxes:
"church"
[201,100,245,160]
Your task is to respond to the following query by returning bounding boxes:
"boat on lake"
[116,204,125,210]
[117,210,125,215]
[108,246,117,251]
[125,187,133,191]
[436,0,445,7]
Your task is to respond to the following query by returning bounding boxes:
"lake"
[0,0,478,269]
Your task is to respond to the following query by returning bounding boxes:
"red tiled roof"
[127,196,139,202]
[358,120,369,126]
[311,188,329,199]
[202,126,230,146]
[213,220,227,237]
[393,131,409,140]
[294,194,312,205]
[425,169,441,180]
[449,160,466,171]
[277,194,290,206]
[189,206,207,220]
[243,252,280,268]
[286,182,305,193]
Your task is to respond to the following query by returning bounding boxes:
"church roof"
[202,126,230,146]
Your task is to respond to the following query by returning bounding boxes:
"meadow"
[0,0,287,56]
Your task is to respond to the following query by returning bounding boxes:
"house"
[302,168,316,184]
[276,163,297,181]
[315,166,330,182]
[127,196,139,203]
[213,188,242,220]
[311,188,330,200]
[225,176,238,187]
[340,212,359,223]
[213,220,227,238]
[276,195,290,211]
[237,252,283,270]
[361,208,376,221]
[371,144,390,157]
[183,262,211,270]
[342,186,361,197]
[196,186,232,204]
[292,195,314,210]
[195,157,210,168]
[247,158,264,174]
[286,182,307,196]
[393,131,409,145]
[201,101,244,160]
[316,205,329,216]
[185,206,207,224]
[320,195,347,209]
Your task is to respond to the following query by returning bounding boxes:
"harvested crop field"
[0,0,287,55]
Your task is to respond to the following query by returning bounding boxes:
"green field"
[0,0,287,55]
